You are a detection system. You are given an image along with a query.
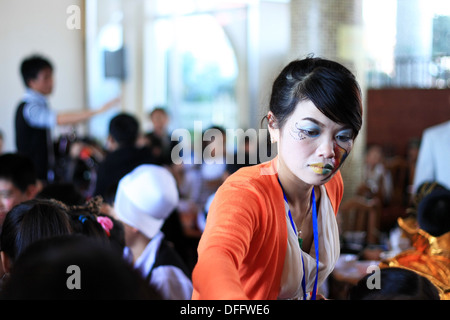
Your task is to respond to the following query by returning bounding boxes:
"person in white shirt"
[413,120,450,193]
[114,164,193,300]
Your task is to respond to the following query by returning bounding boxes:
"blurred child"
[16,55,119,182]
[114,164,193,300]
[0,153,40,226]
[0,235,159,299]
[0,199,73,274]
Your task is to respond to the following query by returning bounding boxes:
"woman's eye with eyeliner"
[336,135,351,142]
[335,129,354,143]
[301,129,320,137]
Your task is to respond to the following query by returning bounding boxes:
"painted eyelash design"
[289,123,307,141]
[290,122,322,141]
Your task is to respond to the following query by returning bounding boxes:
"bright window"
[364,0,450,88]
[144,11,239,132]
[85,0,251,144]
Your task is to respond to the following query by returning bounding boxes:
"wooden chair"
[339,196,382,245]
[382,156,410,230]
[385,156,410,206]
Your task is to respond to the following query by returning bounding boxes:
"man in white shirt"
[413,120,450,192]
[15,55,118,182]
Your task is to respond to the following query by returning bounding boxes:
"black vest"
[15,101,51,181]
[146,239,192,282]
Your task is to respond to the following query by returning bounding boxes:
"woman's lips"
[309,163,334,175]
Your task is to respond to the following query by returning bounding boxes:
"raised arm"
[56,97,120,126]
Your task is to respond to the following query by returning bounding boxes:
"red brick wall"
[366,89,450,156]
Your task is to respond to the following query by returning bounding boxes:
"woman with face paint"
[192,57,363,300]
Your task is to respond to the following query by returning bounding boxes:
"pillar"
[290,0,367,201]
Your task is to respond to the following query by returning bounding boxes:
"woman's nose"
[317,137,335,159]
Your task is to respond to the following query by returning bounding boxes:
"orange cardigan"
[191,157,343,300]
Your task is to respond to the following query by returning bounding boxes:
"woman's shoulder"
[224,159,278,192]
[207,160,285,232]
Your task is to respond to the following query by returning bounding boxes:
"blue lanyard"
[278,178,319,300]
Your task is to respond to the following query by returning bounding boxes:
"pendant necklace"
[277,177,320,300]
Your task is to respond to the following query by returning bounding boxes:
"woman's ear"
[267,112,279,144]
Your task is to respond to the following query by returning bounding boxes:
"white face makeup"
[271,100,354,186]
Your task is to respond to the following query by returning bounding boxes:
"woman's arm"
[192,184,259,300]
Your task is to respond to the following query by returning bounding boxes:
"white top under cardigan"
[278,184,340,299]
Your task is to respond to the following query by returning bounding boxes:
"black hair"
[61,196,108,242]
[149,107,169,117]
[0,235,160,300]
[417,188,450,237]
[406,181,447,218]
[36,182,85,206]
[349,267,440,300]
[98,213,126,255]
[20,55,53,88]
[57,196,126,255]
[0,199,72,262]
[69,213,108,242]
[109,113,139,147]
[0,153,37,193]
[268,56,362,139]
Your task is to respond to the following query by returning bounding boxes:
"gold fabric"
[380,217,450,300]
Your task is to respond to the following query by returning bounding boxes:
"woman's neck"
[277,158,314,221]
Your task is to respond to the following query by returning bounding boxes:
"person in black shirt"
[93,113,156,204]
